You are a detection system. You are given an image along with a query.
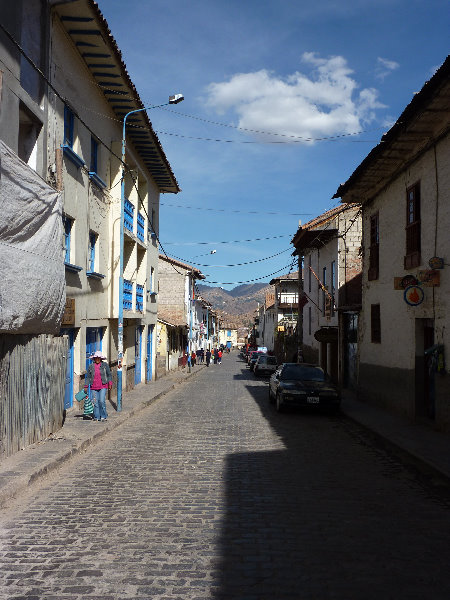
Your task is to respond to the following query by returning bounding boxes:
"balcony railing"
[123,279,133,311]
[124,199,134,234]
[137,213,145,243]
[136,284,144,312]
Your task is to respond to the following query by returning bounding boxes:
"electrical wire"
[159,202,314,217]
[50,59,384,144]
[154,129,379,145]
[167,247,292,268]
[163,233,292,246]
[202,262,296,285]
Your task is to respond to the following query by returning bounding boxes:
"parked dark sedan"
[269,363,340,413]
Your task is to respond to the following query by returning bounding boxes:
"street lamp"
[190,249,217,260]
[117,94,184,411]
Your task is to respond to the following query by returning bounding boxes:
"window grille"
[124,199,134,234]
[123,279,133,311]
[405,183,421,269]
[137,213,145,242]
[136,284,144,312]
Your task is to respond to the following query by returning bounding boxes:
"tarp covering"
[0,140,65,334]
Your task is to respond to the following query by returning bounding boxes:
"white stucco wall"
[359,136,450,371]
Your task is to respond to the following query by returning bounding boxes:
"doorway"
[60,328,74,409]
[415,319,435,419]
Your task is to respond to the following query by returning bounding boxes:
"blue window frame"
[88,231,96,272]
[63,215,72,263]
[88,136,106,188]
[124,199,134,234]
[137,213,145,243]
[63,214,83,273]
[62,106,85,169]
[64,106,74,147]
[123,279,133,310]
[86,327,103,372]
[136,284,144,312]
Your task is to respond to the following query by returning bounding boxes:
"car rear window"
[282,365,325,381]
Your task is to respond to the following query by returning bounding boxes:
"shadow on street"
[213,357,450,599]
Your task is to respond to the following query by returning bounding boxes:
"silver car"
[254,354,278,377]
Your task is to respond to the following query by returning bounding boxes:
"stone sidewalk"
[0,364,206,508]
[1,363,450,508]
[341,390,450,482]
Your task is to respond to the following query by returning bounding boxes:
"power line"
[202,262,296,286]
[152,129,380,145]
[167,247,292,268]
[160,202,314,217]
[163,234,293,246]
[51,60,383,145]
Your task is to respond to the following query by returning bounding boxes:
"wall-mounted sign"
[314,327,338,343]
[401,275,418,288]
[404,285,424,306]
[394,270,440,290]
[429,256,444,270]
[61,298,75,326]
[418,270,440,287]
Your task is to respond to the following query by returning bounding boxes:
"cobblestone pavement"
[1,354,450,600]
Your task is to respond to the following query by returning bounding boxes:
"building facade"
[334,55,450,429]
[48,0,180,404]
[292,206,362,385]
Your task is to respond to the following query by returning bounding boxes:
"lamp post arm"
[117,97,182,411]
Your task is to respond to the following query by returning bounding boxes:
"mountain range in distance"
[196,283,271,328]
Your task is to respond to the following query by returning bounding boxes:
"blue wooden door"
[147,324,154,382]
[135,326,142,384]
[61,328,74,409]
[86,327,103,372]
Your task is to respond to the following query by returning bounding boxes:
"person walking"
[205,349,211,367]
[218,349,222,364]
[84,351,112,422]
[213,349,218,365]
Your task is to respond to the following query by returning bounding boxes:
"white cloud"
[375,57,400,81]
[204,53,385,143]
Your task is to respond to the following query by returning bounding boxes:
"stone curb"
[0,365,205,508]
[340,406,450,485]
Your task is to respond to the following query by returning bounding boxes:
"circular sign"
[429,256,444,270]
[404,285,424,306]
[401,275,418,289]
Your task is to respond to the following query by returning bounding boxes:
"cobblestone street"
[1,353,450,600]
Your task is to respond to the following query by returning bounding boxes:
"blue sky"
[100,0,449,289]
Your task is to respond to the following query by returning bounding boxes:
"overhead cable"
[168,247,292,268]
[160,202,314,217]
[202,262,296,285]
[163,234,292,246]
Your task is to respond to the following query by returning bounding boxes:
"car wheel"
[276,393,284,413]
